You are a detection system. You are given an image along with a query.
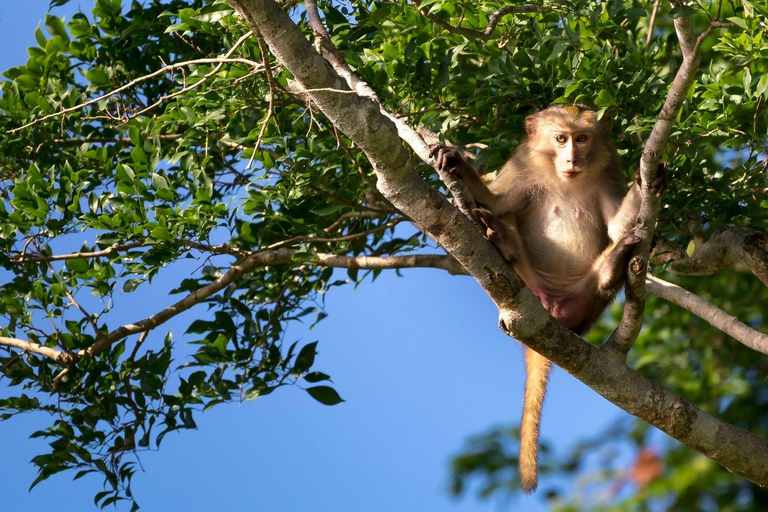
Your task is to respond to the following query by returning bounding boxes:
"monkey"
[430,104,666,493]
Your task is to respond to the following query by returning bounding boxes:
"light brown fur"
[431,104,664,493]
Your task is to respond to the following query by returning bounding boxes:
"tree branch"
[606,7,726,354]
[302,0,478,221]
[10,30,260,133]
[412,2,542,42]
[647,275,768,356]
[655,227,768,287]
[226,0,768,487]
[0,337,73,365]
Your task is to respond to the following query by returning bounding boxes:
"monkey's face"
[525,105,613,183]
[549,130,598,180]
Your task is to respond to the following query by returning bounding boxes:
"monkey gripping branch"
[228,0,768,487]
[1,0,768,506]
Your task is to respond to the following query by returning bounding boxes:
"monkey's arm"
[604,163,667,242]
[429,145,503,211]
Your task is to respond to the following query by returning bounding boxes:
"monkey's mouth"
[562,170,581,179]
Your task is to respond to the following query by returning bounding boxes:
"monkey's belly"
[523,208,603,286]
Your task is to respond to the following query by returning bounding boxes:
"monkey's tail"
[519,347,552,494]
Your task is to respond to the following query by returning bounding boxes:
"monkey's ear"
[597,115,612,136]
[525,113,540,139]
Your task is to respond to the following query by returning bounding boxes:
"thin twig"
[11,31,257,132]
[645,0,661,47]
[412,1,542,41]
[246,29,277,171]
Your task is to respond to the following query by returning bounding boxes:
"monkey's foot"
[472,207,516,262]
[429,144,470,177]
[634,163,668,197]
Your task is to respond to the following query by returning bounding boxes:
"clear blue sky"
[0,2,629,511]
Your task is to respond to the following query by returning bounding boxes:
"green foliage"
[0,0,766,509]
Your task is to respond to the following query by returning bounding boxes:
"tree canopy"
[1,0,767,509]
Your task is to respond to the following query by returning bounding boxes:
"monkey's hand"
[634,163,668,197]
[472,207,516,262]
[429,144,472,178]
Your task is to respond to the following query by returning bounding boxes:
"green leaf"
[594,90,615,107]
[44,14,69,41]
[305,386,344,406]
[686,240,696,257]
[726,16,748,29]
[293,341,318,374]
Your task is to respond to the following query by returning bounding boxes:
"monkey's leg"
[429,145,500,209]
[594,227,642,292]
[519,347,552,494]
[606,164,668,243]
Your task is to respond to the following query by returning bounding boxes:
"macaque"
[430,104,666,493]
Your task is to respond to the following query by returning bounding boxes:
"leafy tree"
[0,0,767,509]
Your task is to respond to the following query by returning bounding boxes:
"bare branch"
[11,30,259,133]
[604,255,647,355]
[11,239,246,263]
[655,227,768,287]
[412,2,542,42]
[645,0,661,47]
[226,0,768,487]
[0,336,73,365]
[647,275,768,355]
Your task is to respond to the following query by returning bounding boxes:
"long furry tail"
[519,347,552,494]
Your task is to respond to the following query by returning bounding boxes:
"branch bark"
[606,9,719,354]
[302,0,478,221]
[655,226,768,287]
[225,0,768,487]
[647,275,768,355]
[0,337,73,365]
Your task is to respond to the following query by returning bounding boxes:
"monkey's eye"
[555,134,567,143]
[576,134,589,143]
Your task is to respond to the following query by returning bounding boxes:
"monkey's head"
[525,104,614,183]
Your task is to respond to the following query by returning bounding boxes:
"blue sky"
[0,2,630,511]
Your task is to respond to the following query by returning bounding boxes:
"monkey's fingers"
[651,163,668,197]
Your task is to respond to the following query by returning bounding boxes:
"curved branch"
[2,251,464,366]
[303,0,478,220]
[226,0,768,487]
[413,2,542,41]
[647,275,768,355]
[655,227,768,287]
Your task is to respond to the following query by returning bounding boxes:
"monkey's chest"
[524,204,606,284]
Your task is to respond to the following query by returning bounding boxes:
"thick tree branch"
[655,227,768,287]
[606,255,647,356]
[647,275,768,355]
[302,0,478,221]
[225,0,768,487]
